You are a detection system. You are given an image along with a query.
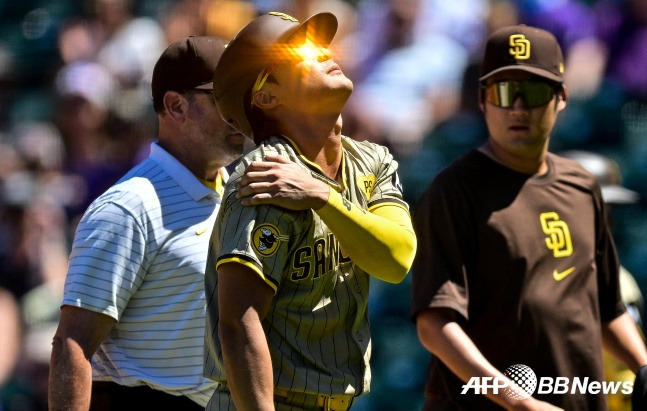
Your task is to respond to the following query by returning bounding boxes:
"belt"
[274,388,353,411]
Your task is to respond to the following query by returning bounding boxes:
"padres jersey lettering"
[204,135,406,397]
[290,233,352,281]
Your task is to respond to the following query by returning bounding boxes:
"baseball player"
[411,25,647,410]
[203,11,417,410]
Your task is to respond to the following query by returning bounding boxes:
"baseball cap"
[151,36,227,110]
[213,11,338,140]
[480,25,565,83]
[561,150,639,204]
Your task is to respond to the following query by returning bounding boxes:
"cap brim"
[282,12,338,47]
[479,65,563,83]
[601,185,639,204]
[195,82,213,90]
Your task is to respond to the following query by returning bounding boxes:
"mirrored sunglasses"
[483,80,560,108]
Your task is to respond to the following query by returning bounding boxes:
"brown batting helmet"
[212,11,338,141]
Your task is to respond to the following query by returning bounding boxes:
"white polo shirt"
[62,142,226,406]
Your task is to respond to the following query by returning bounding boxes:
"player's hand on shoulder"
[237,153,330,210]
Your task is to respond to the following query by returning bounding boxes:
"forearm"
[602,312,647,373]
[219,319,274,410]
[417,309,552,410]
[49,337,93,411]
[315,190,416,283]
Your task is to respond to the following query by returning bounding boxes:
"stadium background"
[0,0,646,409]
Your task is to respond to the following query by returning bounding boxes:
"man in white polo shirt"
[48,36,246,410]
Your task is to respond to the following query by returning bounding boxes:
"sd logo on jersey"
[252,224,289,257]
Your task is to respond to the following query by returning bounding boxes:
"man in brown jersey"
[411,25,647,410]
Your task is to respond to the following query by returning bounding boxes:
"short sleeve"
[410,170,471,322]
[215,191,303,292]
[62,202,147,320]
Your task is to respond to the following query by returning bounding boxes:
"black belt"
[90,381,202,411]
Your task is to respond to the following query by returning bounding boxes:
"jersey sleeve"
[214,188,301,294]
[366,143,409,211]
[62,201,147,320]
[594,187,626,322]
[410,168,471,322]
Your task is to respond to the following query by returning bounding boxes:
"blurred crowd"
[0,0,646,410]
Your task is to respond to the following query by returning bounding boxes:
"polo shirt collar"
[149,142,225,202]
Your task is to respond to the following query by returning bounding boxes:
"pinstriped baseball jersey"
[204,135,407,400]
[62,142,225,407]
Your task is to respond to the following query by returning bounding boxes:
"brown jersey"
[411,149,625,410]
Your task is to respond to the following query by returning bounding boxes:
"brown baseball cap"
[213,11,338,140]
[151,36,227,111]
[480,25,565,83]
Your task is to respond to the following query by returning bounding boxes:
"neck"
[280,113,343,180]
[479,141,548,175]
[157,134,224,182]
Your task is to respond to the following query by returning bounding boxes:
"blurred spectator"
[560,149,644,411]
[204,0,258,40]
[158,0,213,43]
[595,0,647,102]
[53,61,136,216]
[57,18,98,65]
[346,0,469,155]
[0,288,21,388]
[92,0,165,87]
[0,287,43,411]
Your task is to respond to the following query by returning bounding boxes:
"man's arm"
[49,306,116,411]
[416,308,563,411]
[237,154,416,283]
[601,312,647,373]
[218,262,275,410]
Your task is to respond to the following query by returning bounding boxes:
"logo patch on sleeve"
[357,174,376,199]
[252,224,289,257]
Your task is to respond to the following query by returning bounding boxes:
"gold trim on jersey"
[216,256,278,294]
[198,169,225,197]
[368,201,412,218]
[367,197,410,213]
[277,135,348,191]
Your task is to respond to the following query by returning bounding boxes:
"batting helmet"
[212,11,338,142]
[561,150,639,204]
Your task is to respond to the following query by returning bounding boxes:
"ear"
[251,90,280,110]
[163,91,188,121]
[556,85,568,111]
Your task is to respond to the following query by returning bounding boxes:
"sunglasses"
[483,80,560,108]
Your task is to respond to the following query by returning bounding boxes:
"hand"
[632,364,647,410]
[237,153,330,210]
